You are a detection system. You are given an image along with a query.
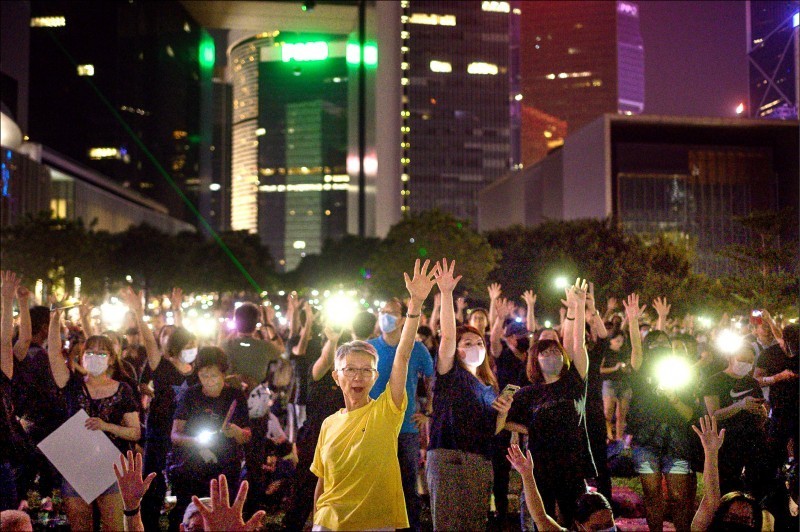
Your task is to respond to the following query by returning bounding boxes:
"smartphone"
[501,384,520,398]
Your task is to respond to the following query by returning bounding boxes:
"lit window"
[209,183,221,191]
[173,130,188,140]
[467,62,498,75]
[31,16,65,27]
[514,93,523,101]
[255,128,266,136]
[88,147,120,160]
[481,1,510,13]
[77,64,94,76]
[166,45,175,58]
[512,8,522,15]
[429,60,452,73]
[408,13,456,26]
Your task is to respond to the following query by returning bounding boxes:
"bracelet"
[565,316,575,321]
[406,313,421,319]
[123,506,140,517]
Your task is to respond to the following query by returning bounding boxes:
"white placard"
[37,409,121,503]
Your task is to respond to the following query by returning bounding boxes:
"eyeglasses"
[538,349,561,359]
[84,351,109,358]
[338,367,377,378]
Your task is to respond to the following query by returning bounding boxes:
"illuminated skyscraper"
[396,0,521,225]
[747,0,799,119]
[520,1,645,134]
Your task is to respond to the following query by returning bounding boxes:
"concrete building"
[479,114,799,275]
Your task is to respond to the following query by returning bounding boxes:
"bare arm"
[585,283,607,340]
[292,303,316,357]
[13,284,31,361]
[171,419,197,447]
[389,259,437,409]
[487,283,502,327]
[570,279,589,379]
[624,294,644,371]
[522,290,537,333]
[286,293,300,338]
[653,297,670,332]
[561,290,576,358]
[435,259,461,375]
[313,476,323,516]
[99,411,142,442]
[78,303,97,339]
[169,287,183,328]
[507,445,565,531]
[691,415,724,531]
[429,292,441,337]
[1,271,19,378]
[48,308,70,388]
[312,328,340,381]
[123,288,160,371]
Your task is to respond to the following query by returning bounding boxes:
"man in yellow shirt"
[311,259,439,531]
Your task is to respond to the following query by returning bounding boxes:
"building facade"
[479,115,799,276]
[520,1,644,134]
[747,0,799,119]
[27,0,215,226]
[397,0,521,225]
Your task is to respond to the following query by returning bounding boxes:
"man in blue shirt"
[369,297,434,532]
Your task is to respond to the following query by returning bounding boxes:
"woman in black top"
[600,330,632,441]
[505,279,595,529]
[47,308,140,531]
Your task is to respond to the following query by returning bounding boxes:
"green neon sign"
[282,41,329,62]
[346,43,378,66]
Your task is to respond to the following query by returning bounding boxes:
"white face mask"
[462,346,486,368]
[84,354,109,376]
[180,347,198,364]
[378,313,398,334]
[731,361,753,377]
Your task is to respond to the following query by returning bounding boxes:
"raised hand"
[606,297,618,312]
[404,259,438,304]
[522,290,536,309]
[16,283,31,304]
[169,287,183,311]
[506,443,534,480]
[1,271,20,302]
[192,475,266,532]
[488,282,502,301]
[121,286,144,316]
[586,283,597,314]
[286,291,299,313]
[113,451,156,513]
[692,415,725,454]
[496,298,510,319]
[653,297,671,318]
[456,296,468,311]
[623,293,645,321]
[434,258,462,293]
[323,326,342,343]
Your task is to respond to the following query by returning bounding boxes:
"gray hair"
[183,497,211,525]
[334,340,379,370]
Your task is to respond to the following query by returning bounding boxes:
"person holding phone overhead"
[425,259,513,531]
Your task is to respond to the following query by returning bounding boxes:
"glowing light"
[482,1,510,13]
[255,127,266,136]
[467,62,498,75]
[209,183,221,191]
[716,329,744,354]
[89,147,120,160]
[196,430,215,445]
[325,294,359,329]
[31,16,65,27]
[282,41,328,62]
[430,60,452,73]
[654,356,692,391]
[554,276,569,290]
[346,43,378,66]
[293,240,306,250]
[794,12,799,28]
[735,102,745,115]
[77,64,94,76]
[100,300,129,330]
[544,320,552,328]
[199,35,215,69]
[514,93,523,101]
[697,316,713,328]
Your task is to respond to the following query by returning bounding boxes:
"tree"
[366,210,498,298]
[286,234,381,291]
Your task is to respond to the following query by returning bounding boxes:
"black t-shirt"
[756,344,799,412]
[287,334,321,405]
[141,358,198,441]
[702,371,763,436]
[173,385,249,474]
[627,352,698,457]
[303,368,344,429]
[599,345,632,384]
[1,371,31,463]
[429,364,498,459]
[64,373,139,452]
[11,344,67,440]
[495,343,527,390]
[507,366,596,481]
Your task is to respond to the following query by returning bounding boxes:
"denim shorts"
[62,478,120,499]
[602,380,632,400]
[633,445,692,475]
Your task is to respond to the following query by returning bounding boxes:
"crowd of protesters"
[0,260,797,531]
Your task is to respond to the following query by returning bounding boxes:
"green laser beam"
[45,29,263,293]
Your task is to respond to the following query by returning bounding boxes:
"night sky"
[638,0,748,118]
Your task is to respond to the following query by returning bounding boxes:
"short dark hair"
[30,306,50,336]
[783,323,799,357]
[709,491,761,531]
[165,327,196,360]
[526,339,570,384]
[386,297,408,316]
[352,311,377,340]
[195,346,229,374]
[234,303,260,334]
[574,491,613,525]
